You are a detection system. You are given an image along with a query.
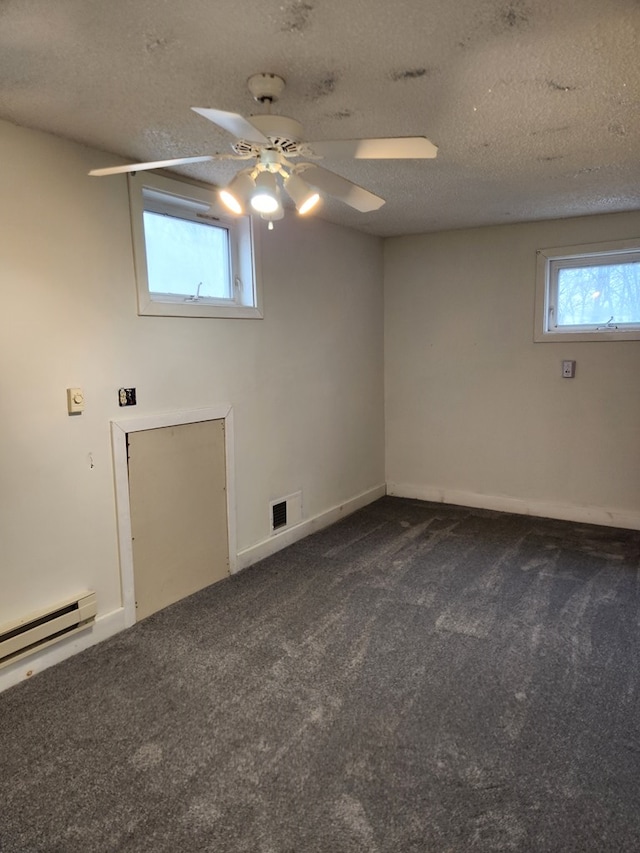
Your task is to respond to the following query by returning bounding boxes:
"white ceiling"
[1,0,639,237]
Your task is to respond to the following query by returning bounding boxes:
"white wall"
[0,119,385,681]
[385,213,640,529]
[4,113,638,691]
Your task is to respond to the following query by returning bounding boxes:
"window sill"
[535,325,640,342]
[138,298,264,319]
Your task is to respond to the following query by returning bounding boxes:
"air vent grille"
[272,500,287,530]
[269,491,302,535]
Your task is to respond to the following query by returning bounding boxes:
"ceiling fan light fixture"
[261,200,285,230]
[261,201,284,235]
[219,189,242,214]
[298,192,320,215]
[284,172,320,215]
[250,171,280,214]
[261,205,285,222]
[219,172,255,215]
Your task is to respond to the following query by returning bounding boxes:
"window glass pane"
[143,211,230,299]
[556,260,640,326]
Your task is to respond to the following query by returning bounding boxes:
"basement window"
[128,172,262,318]
[535,238,640,341]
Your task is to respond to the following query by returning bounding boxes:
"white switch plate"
[562,360,576,378]
[67,387,84,413]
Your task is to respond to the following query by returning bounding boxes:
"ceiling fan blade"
[307,136,438,160]
[191,107,269,143]
[89,155,214,177]
[300,165,385,213]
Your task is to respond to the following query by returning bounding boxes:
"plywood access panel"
[127,419,229,621]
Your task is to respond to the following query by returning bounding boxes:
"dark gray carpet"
[2,497,640,852]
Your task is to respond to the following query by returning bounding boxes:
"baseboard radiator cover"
[0,592,97,670]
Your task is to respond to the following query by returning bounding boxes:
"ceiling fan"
[89,73,438,221]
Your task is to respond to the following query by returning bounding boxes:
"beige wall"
[0,119,385,641]
[384,213,640,528]
[3,113,639,689]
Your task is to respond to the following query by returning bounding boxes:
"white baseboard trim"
[0,606,127,695]
[236,483,387,572]
[386,482,640,531]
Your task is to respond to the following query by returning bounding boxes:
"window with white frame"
[128,172,262,318]
[535,238,640,341]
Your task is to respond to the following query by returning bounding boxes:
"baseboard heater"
[0,592,97,670]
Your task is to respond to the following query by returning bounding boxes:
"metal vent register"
[269,491,302,534]
[271,501,287,530]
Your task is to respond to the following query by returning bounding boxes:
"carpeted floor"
[1,496,640,852]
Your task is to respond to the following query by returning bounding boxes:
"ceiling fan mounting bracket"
[247,73,286,104]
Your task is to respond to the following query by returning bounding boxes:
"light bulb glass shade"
[252,194,279,214]
[219,172,255,215]
[284,173,321,215]
[251,171,279,214]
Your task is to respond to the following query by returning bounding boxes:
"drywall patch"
[280,1,314,33]
[608,122,626,137]
[389,67,429,82]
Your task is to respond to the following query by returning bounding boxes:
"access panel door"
[127,419,229,621]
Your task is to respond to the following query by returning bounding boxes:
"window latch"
[596,315,618,330]
[184,282,203,302]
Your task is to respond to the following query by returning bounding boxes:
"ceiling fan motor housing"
[247,114,304,154]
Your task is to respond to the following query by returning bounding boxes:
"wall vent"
[0,592,97,670]
[272,501,287,530]
[270,491,303,534]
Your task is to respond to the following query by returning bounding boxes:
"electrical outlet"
[118,387,137,406]
[562,360,576,378]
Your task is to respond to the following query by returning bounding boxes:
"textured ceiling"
[1,0,639,236]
